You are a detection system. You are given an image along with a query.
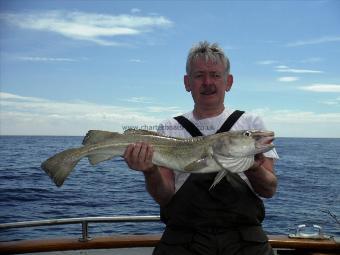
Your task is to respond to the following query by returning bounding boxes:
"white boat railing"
[0,215,161,241]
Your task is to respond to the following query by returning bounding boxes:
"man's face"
[184,58,233,111]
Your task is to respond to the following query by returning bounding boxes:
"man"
[124,41,278,255]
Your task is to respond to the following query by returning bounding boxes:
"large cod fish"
[41,129,274,188]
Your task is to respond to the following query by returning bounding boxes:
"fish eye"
[243,131,252,137]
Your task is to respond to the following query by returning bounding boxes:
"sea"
[0,136,339,242]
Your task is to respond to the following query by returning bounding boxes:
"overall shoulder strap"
[174,110,245,137]
[216,110,245,133]
[173,116,203,137]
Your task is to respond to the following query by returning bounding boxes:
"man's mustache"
[200,85,217,95]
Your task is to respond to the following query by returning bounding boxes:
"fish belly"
[152,150,222,173]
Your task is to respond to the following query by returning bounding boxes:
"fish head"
[213,130,275,157]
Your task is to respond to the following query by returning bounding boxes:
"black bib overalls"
[153,111,273,255]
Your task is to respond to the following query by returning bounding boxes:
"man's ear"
[184,75,191,92]
[226,74,233,92]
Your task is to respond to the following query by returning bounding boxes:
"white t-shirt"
[158,108,279,192]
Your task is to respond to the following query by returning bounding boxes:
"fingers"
[255,153,265,163]
[124,143,135,159]
[146,145,154,163]
[124,142,154,172]
[251,153,265,170]
[137,142,149,162]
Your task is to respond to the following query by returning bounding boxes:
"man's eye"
[211,73,221,78]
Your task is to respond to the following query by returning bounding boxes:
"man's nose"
[203,73,213,85]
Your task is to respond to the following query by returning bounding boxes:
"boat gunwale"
[1,215,339,254]
[1,234,339,254]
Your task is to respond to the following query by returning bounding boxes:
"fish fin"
[213,154,254,173]
[123,129,159,136]
[88,153,114,165]
[184,157,211,172]
[41,148,81,187]
[82,130,121,145]
[209,170,228,190]
[123,129,186,140]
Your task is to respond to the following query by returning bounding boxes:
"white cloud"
[222,45,237,51]
[251,108,340,138]
[120,98,183,112]
[300,57,322,64]
[131,8,141,14]
[16,56,76,62]
[146,106,182,114]
[256,60,277,65]
[122,96,153,103]
[2,92,339,137]
[129,58,143,63]
[0,92,48,102]
[275,65,323,74]
[299,84,340,92]
[0,92,182,135]
[320,100,339,106]
[277,76,299,82]
[1,10,173,46]
[252,108,340,124]
[287,36,340,47]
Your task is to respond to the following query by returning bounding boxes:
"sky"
[0,0,340,137]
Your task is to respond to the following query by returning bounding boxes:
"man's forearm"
[245,158,277,198]
[143,166,175,206]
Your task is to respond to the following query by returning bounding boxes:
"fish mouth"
[253,131,275,154]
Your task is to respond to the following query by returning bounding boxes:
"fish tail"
[41,148,82,187]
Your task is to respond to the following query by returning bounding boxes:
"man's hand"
[249,153,265,171]
[124,142,155,173]
[245,154,277,198]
